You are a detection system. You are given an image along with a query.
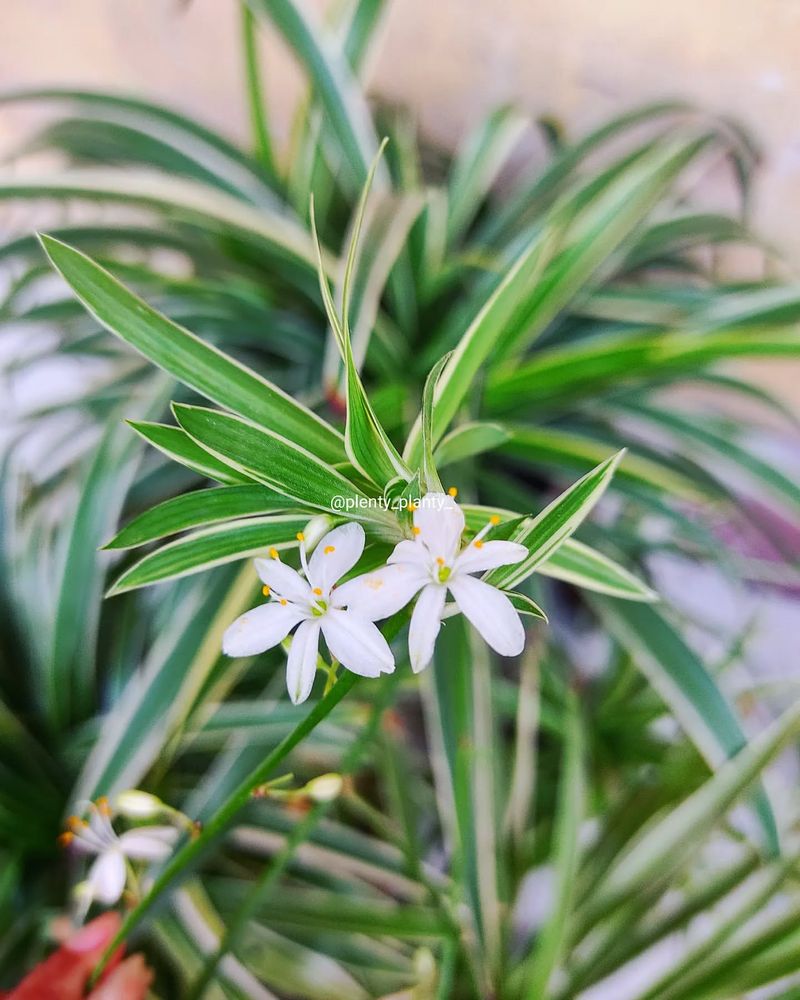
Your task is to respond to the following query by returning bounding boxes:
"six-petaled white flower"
[60,797,179,907]
[337,492,528,672]
[222,523,395,704]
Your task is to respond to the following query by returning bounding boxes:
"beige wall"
[1,0,799,400]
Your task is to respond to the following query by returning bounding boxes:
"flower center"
[437,564,451,584]
[311,598,328,617]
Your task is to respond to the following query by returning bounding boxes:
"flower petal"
[118,826,179,862]
[387,538,430,568]
[453,540,528,576]
[222,602,305,657]
[308,522,365,594]
[408,584,446,673]
[285,619,321,705]
[334,562,427,620]
[321,609,395,677]
[448,575,526,657]
[254,558,312,604]
[87,849,127,905]
[414,493,464,563]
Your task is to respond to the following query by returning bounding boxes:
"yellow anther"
[490,515,501,525]
[96,796,111,816]
[58,831,74,847]
[313,587,323,595]
[280,598,288,606]
[412,526,421,536]
[296,532,305,542]
[324,545,336,554]
[67,815,85,832]
[269,547,280,560]
[262,585,271,597]
[436,557,445,566]
[408,500,419,510]
[473,540,484,549]
[448,486,458,497]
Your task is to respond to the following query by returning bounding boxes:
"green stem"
[90,670,359,983]
[187,672,401,996]
[240,1,277,177]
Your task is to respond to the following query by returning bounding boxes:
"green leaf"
[420,353,451,492]
[524,691,585,997]
[246,0,384,197]
[538,539,658,602]
[593,599,779,857]
[434,421,512,468]
[105,485,290,550]
[96,672,361,980]
[590,696,800,912]
[500,424,704,501]
[107,515,308,594]
[40,236,346,463]
[309,147,410,487]
[0,86,280,202]
[173,404,394,528]
[447,105,529,245]
[485,451,624,589]
[486,327,800,413]
[74,567,254,799]
[506,592,548,621]
[404,223,559,464]
[127,421,252,485]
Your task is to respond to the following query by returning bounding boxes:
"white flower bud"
[115,789,164,820]
[303,515,333,552]
[304,773,343,802]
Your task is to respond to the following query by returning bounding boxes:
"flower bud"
[303,515,333,552]
[303,773,343,803]
[115,789,164,820]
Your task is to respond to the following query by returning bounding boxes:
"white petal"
[308,522,365,594]
[254,558,312,604]
[414,493,464,562]
[408,584,446,673]
[453,540,528,576]
[88,849,127,905]
[118,826,179,862]
[334,563,427,620]
[321,609,395,677]
[87,807,115,843]
[387,538,431,568]
[222,602,305,657]
[285,619,321,704]
[448,575,526,657]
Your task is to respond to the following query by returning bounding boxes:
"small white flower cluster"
[60,791,184,915]
[224,491,529,704]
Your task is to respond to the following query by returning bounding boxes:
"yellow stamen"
[296,532,305,542]
[474,540,484,549]
[436,557,445,566]
[490,515,501,525]
[262,585,271,597]
[313,587,323,595]
[67,815,86,832]
[412,526,421,536]
[324,545,336,554]
[96,796,111,816]
[448,486,458,497]
[269,547,280,560]
[280,598,288,606]
[58,831,74,847]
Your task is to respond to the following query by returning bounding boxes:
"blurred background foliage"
[1,1,800,996]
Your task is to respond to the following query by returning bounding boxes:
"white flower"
[61,798,178,907]
[222,522,395,704]
[337,493,528,673]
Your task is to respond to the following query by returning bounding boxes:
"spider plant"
[1,1,800,996]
